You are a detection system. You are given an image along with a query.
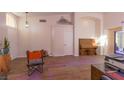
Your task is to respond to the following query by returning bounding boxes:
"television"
[115,30,124,55]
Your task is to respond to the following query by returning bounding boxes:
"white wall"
[0,12,106,58]
[6,13,19,59]
[7,26,19,59]
[0,13,19,59]
[3,12,124,58]
[18,13,104,57]
[104,13,124,29]
[18,14,72,57]
[103,13,124,55]
[74,12,104,56]
[0,13,7,44]
[77,18,96,38]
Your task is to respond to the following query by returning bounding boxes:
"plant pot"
[0,50,2,55]
[0,49,4,55]
[3,48,9,55]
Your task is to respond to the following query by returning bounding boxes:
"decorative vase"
[3,48,9,55]
[0,50,2,55]
[0,49,4,55]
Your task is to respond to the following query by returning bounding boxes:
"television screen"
[115,31,124,55]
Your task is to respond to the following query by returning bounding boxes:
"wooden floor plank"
[8,56,104,80]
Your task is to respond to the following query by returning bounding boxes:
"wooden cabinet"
[79,39,97,55]
[91,65,104,80]
[0,54,11,73]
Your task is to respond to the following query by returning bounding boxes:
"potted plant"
[3,37,10,55]
[0,42,2,55]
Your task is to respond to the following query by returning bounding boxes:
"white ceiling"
[12,12,73,17]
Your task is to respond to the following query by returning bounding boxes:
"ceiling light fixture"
[57,16,71,25]
[25,12,29,28]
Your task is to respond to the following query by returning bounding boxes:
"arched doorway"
[79,16,101,55]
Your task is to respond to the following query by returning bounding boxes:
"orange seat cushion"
[28,51,43,60]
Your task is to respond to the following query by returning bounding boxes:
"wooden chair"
[26,50,44,76]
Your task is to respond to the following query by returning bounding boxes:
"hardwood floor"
[8,55,104,80]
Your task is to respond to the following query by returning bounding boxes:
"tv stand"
[105,54,124,70]
[91,54,124,80]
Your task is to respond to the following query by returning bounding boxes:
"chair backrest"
[27,50,43,62]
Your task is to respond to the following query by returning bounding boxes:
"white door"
[52,26,64,56]
[52,25,73,56]
[64,28,73,55]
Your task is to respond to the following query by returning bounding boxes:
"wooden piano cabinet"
[79,39,98,56]
[0,54,11,73]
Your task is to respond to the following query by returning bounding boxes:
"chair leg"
[28,70,34,76]
[42,64,43,72]
[27,64,44,76]
[27,66,30,76]
[36,68,42,73]
[27,66,35,76]
[36,65,43,73]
